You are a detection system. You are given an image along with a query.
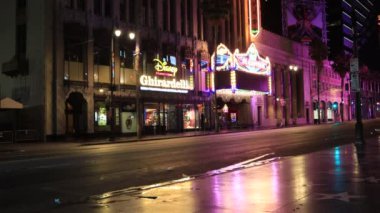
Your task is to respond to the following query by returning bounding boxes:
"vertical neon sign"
[249,0,261,37]
[231,71,236,93]
[211,72,215,92]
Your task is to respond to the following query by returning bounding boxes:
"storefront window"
[94,101,110,131]
[98,106,108,126]
[144,105,158,126]
[327,108,333,121]
[183,104,196,129]
[121,103,137,133]
[121,112,137,133]
[166,104,178,131]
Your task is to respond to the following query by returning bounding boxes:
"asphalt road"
[1,120,379,212]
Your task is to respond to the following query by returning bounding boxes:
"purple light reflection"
[271,162,280,203]
[211,175,222,209]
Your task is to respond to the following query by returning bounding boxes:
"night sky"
[260,0,380,70]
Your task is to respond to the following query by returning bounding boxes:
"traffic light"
[332,103,338,110]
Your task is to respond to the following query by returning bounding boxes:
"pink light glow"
[212,43,272,95]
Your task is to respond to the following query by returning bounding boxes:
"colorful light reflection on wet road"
[55,140,380,213]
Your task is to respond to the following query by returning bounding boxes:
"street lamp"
[289,65,298,71]
[128,32,136,40]
[289,65,298,125]
[126,31,143,139]
[109,28,122,141]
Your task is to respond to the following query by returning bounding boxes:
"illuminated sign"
[153,59,178,77]
[231,71,236,92]
[234,43,271,76]
[141,57,193,93]
[211,44,234,71]
[212,43,272,96]
[139,75,191,93]
[249,0,261,37]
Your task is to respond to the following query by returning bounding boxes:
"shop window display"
[121,103,137,133]
[144,108,158,126]
[98,107,108,126]
[183,104,196,129]
[166,104,178,131]
[94,101,110,131]
[121,112,137,133]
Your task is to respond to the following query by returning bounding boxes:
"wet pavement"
[54,137,380,213]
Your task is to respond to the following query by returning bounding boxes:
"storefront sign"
[154,59,178,77]
[140,75,191,93]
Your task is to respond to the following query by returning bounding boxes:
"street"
[56,136,380,213]
[0,120,379,212]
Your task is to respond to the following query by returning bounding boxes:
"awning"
[0,97,23,109]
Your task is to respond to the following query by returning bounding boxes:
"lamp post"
[289,65,298,125]
[213,40,220,133]
[351,13,364,146]
[109,28,122,141]
[127,31,142,139]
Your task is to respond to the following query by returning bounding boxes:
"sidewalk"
[0,125,280,151]
[54,136,380,213]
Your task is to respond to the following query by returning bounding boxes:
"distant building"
[327,0,377,59]
[354,70,380,119]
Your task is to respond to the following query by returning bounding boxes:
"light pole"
[127,31,143,139]
[289,65,298,125]
[213,40,219,133]
[109,28,122,141]
[351,13,364,146]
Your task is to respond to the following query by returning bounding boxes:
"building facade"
[203,0,315,128]
[1,0,377,140]
[0,0,213,139]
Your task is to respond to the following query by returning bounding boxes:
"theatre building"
[203,0,313,128]
[211,43,272,128]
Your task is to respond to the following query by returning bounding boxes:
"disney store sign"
[154,59,178,77]
[139,58,192,94]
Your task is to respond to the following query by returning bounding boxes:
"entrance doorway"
[257,106,262,126]
[66,92,87,135]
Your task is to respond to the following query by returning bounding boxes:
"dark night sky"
[260,0,283,35]
[361,1,380,70]
[260,0,380,70]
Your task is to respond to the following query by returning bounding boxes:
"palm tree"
[332,52,350,122]
[309,39,328,124]
[201,0,230,132]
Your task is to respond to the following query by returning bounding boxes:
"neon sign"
[234,43,271,76]
[211,44,234,71]
[249,0,261,37]
[153,59,178,77]
[139,75,191,93]
[212,43,272,96]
